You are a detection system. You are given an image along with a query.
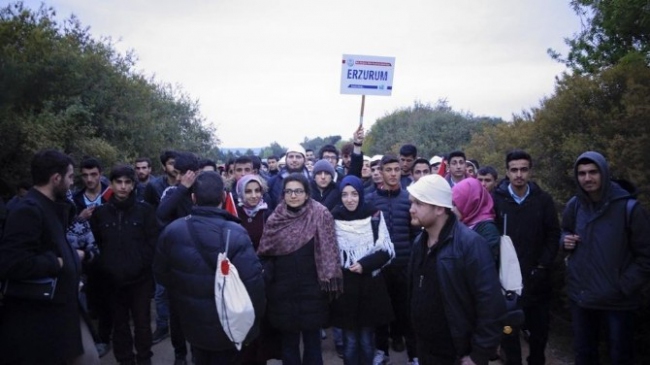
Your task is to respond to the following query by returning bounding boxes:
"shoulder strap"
[185,217,231,271]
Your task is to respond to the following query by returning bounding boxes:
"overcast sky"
[25,0,582,149]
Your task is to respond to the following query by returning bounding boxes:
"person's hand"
[180,170,197,189]
[349,262,364,274]
[353,126,365,145]
[563,234,580,250]
[57,257,64,268]
[78,206,95,221]
[460,355,477,365]
[76,250,85,261]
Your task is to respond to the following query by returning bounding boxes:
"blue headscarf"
[331,175,376,221]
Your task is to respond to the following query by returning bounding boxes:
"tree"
[0,2,216,195]
[549,0,650,74]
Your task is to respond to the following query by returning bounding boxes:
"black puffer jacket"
[90,193,158,287]
[409,214,506,365]
[310,180,341,212]
[154,207,266,351]
[365,187,418,266]
[561,151,650,310]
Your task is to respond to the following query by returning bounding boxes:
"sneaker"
[152,327,169,345]
[373,350,389,365]
[408,358,419,365]
[391,338,405,352]
[96,342,111,358]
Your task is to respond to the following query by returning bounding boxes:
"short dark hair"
[234,156,253,166]
[159,150,177,165]
[399,144,417,158]
[380,155,399,167]
[448,150,466,161]
[319,145,339,160]
[31,149,74,186]
[135,157,151,167]
[250,155,262,171]
[341,142,353,156]
[80,157,102,172]
[198,159,217,170]
[505,149,532,169]
[411,158,431,172]
[477,166,498,180]
[267,155,278,162]
[370,159,381,168]
[193,171,224,206]
[283,173,311,197]
[109,164,136,182]
[16,180,32,191]
[174,152,199,174]
[305,148,314,153]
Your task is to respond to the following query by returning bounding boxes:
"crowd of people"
[1,126,649,365]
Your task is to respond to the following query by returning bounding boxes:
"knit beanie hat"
[312,159,335,178]
[406,174,453,208]
[286,144,306,157]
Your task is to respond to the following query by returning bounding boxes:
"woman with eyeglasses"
[258,173,343,365]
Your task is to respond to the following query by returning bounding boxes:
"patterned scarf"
[258,198,342,293]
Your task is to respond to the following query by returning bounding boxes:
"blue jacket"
[365,187,418,266]
[409,214,506,365]
[154,207,265,351]
[561,151,650,310]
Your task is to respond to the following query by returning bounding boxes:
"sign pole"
[359,94,366,127]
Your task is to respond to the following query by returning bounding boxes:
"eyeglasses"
[283,189,306,196]
[322,155,337,161]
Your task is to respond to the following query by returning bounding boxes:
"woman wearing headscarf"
[452,177,500,262]
[235,174,281,365]
[330,176,395,365]
[257,173,343,365]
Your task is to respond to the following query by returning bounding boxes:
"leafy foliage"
[0,2,216,194]
[549,0,650,74]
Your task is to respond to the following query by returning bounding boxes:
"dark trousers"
[281,329,323,365]
[375,265,416,358]
[571,302,635,365]
[170,300,188,359]
[112,277,153,364]
[501,300,550,365]
[87,269,114,343]
[192,346,241,365]
[415,337,456,365]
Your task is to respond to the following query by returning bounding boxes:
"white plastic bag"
[499,215,523,295]
[215,230,255,350]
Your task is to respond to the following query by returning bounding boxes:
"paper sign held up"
[340,54,395,96]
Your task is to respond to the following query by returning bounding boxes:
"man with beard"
[0,149,100,364]
[134,157,153,202]
[267,145,310,211]
[90,165,158,365]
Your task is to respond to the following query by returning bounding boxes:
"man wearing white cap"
[267,144,310,211]
[407,174,505,365]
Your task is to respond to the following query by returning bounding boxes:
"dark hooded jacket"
[493,178,560,305]
[561,151,650,310]
[154,207,266,350]
[310,179,341,212]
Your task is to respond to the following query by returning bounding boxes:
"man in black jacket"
[90,165,158,365]
[0,149,100,364]
[154,171,266,364]
[492,150,560,365]
[407,174,505,365]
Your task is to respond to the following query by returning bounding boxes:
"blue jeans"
[343,327,375,365]
[571,302,635,365]
[281,329,323,365]
[154,282,170,330]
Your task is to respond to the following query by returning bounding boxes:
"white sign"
[340,54,395,96]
